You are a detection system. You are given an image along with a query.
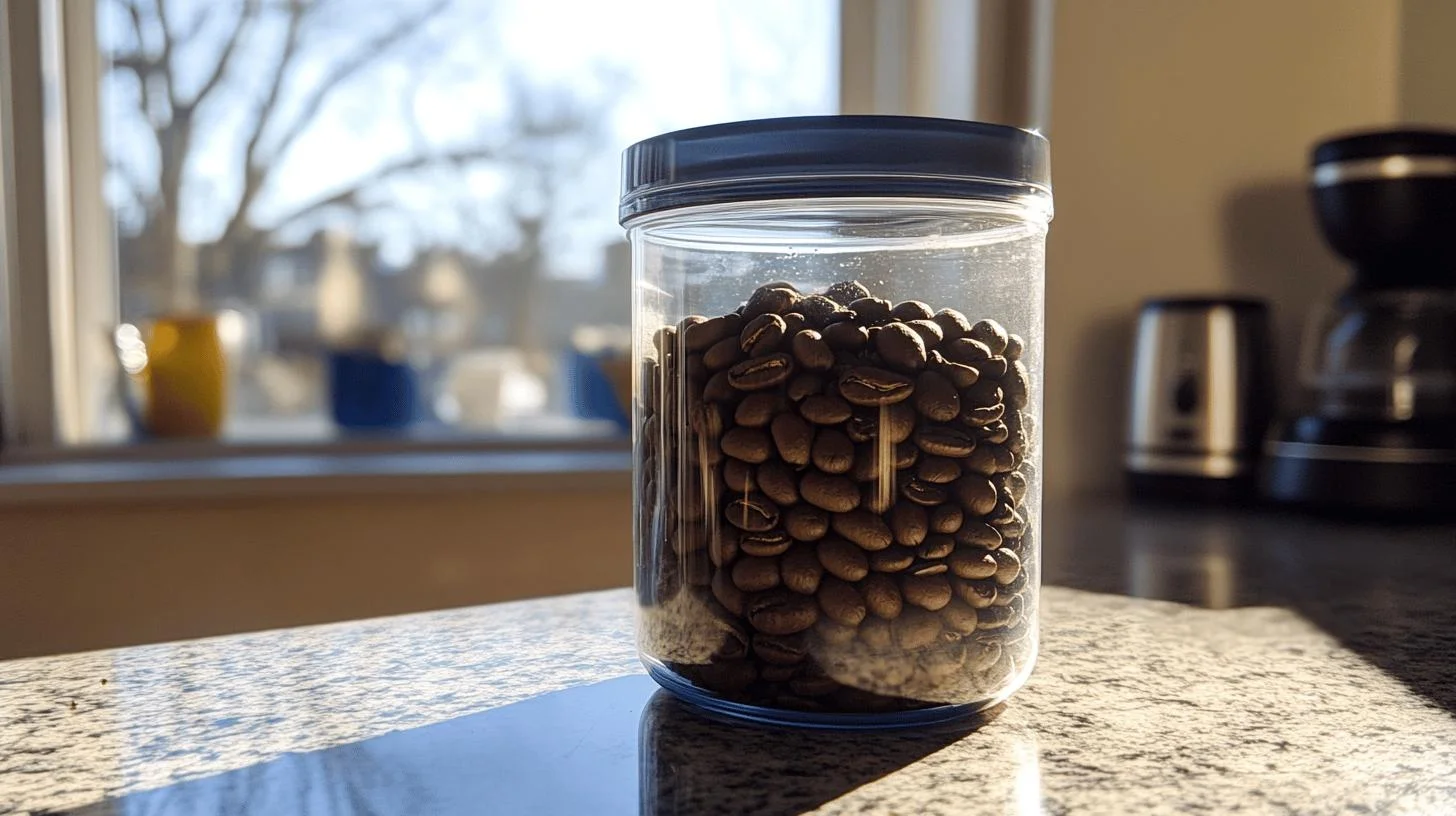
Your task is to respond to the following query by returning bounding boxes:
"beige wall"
[1043,0,1402,500]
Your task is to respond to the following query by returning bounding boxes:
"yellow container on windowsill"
[118,314,227,439]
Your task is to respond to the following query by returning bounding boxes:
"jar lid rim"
[619,115,1051,224]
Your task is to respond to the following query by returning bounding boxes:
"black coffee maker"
[1264,129,1456,516]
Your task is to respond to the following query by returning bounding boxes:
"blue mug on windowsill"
[328,329,417,431]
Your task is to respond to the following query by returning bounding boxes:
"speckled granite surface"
[3,576,1454,815]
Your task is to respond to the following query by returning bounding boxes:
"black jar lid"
[1312,128,1456,166]
[619,115,1051,224]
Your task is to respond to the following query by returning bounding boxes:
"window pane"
[90,0,837,444]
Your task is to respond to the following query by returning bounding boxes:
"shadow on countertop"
[1042,500,1456,716]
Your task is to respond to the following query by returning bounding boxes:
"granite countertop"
[3,503,1454,815]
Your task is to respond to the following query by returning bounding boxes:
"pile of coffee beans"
[638,280,1035,714]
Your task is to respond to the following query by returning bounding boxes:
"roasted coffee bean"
[817,576,867,626]
[928,503,965,535]
[734,393,784,428]
[653,325,679,356]
[904,319,945,348]
[817,535,870,581]
[928,351,980,389]
[728,353,795,391]
[869,547,915,573]
[739,530,792,557]
[965,442,1015,476]
[823,320,870,351]
[800,472,860,512]
[949,548,998,580]
[823,280,871,306]
[992,546,1022,586]
[703,336,745,370]
[684,314,741,352]
[770,413,814,466]
[941,598,980,635]
[995,510,1027,539]
[686,436,724,466]
[743,285,800,320]
[753,631,810,664]
[1005,333,1025,361]
[800,394,853,425]
[711,569,747,615]
[781,312,807,336]
[901,572,953,611]
[859,617,895,651]
[874,322,928,372]
[913,370,961,422]
[998,470,1029,504]
[962,402,1005,427]
[815,616,859,646]
[731,556,781,592]
[811,429,855,474]
[756,460,800,507]
[941,337,993,366]
[722,457,756,492]
[979,356,1009,381]
[783,504,830,542]
[690,402,725,439]
[1004,360,1030,409]
[888,501,929,547]
[882,402,919,443]
[848,296,892,325]
[838,366,915,407]
[932,308,973,342]
[790,330,835,371]
[977,604,1016,631]
[703,370,736,402]
[780,543,824,594]
[892,607,943,649]
[951,577,998,608]
[968,319,1009,355]
[901,478,948,506]
[710,527,740,567]
[796,295,846,327]
[955,522,1003,550]
[890,300,936,322]
[916,455,962,484]
[861,480,897,514]
[1002,567,1030,599]
[831,508,894,551]
[908,559,949,577]
[748,589,819,635]
[855,573,899,621]
[918,533,956,559]
[850,443,890,482]
[987,498,1018,526]
[720,427,773,463]
[952,475,998,517]
[786,373,826,402]
[725,493,779,532]
[914,425,978,458]
[740,313,788,356]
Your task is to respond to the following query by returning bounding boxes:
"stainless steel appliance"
[1125,297,1272,501]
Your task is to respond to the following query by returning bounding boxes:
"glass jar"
[621,116,1053,726]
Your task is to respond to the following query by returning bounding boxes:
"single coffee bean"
[781,312,807,337]
[731,556,781,592]
[748,589,820,635]
[703,371,736,402]
[901,478,948,506]
[940,598,980,635]
[892,607,944,649]
[756,460,800,507]
[817,576,868,626]
[823,320,870,351]
[916,455,962,484]
[753,631,810,664]
[725,493,780,532]
[859,617,895,651]
[955,522,1003,550]
[932,308,974,342]
[720,427,773,463]
[653,325,678,356]
[861,480,897,514]
[977,604,1016,631]
[951,577,998,609]
[968,319,1009,355]
[962,402,1005,427]
[848,296,892,325]
[1004,360,1030,409]
[978,356,1009,381]
[739,313,787,356]
[999,470,1029,504]
[711,569,746,615]
[928,503,964,535]
[743,285,800,320]
[914,425,978,458]
[928,351,980,389]
[941,337,993,366]
[848,402,915,443]
[850,443,888,482]
[965,443,1015,476]
[901,572,953,611]
[1005,333,1025,360]
[918,533,956,559]
[703,336,745,370]
[816,535,871,581]
[800,394,853,425]
[823,280,871,306]
[888,501,929,547]
[686,436,724,466]
[783,504,830,541]
[1002,567,1030,599]
[790,330,835,372]
[811,428,855,475]
[739,529,792,557]
[869,547,915,573]
[838,366,915,407]
[992,547,1022,586]
[722,457,756,492]
[710,527,740,567]
[890,300,936,322]
[861,573,903,620]
[770,413,814,467]
[949,548,998,579]
[831,508,894,551]
[913,370,961,422]
[953,475,998,517]
[734,393,784,428]
[786,372,826,402]
[727,353,795,391]
[800,472,860,512]
[780,543,824,594]
[907,560,949,577]
[690,402,725,439]
[795,295,845,327]
[815,616,859,646]
[904,319,945,348]
[995,510,1027,540]
[684,313,742,352]
[874,322,928,372]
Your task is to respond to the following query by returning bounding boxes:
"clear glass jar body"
[629,196,1049,726]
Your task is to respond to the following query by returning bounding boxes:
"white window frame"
[1,0,1052,459]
